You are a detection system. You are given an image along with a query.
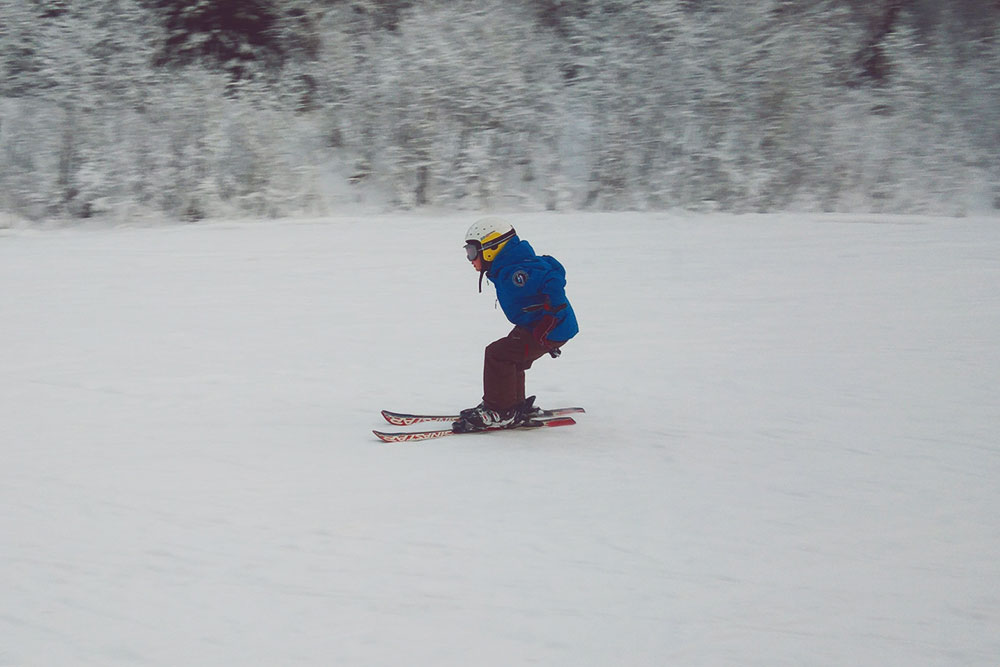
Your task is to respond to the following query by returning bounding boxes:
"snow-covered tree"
[0,0,998,221]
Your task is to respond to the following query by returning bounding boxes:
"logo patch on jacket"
[511,270,528,287]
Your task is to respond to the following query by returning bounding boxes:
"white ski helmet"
[464,217,516,263]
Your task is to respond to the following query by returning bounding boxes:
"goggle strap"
[481,228,515,251]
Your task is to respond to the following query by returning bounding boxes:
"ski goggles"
[465,228,515,262]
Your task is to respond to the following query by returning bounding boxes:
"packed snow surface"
[1,212,998,666]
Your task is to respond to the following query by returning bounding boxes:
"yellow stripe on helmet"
[479,230,513,262]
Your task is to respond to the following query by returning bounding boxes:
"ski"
[381,405,585,427]
[373,416,577,443]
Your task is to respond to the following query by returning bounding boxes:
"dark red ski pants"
[483,326,562,411]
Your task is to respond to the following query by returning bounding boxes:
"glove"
[532,313,561,358]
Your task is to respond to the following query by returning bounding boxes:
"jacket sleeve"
[495,256,571,328]
[514,258,570,324]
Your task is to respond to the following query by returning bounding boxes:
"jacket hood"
[487,236,534,278]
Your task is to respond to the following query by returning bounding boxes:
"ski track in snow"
[1,212,998,666]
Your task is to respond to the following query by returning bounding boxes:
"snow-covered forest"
[1,0,999,222]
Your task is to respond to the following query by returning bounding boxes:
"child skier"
[455,217,579,432]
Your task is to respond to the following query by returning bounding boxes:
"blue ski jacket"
[486,236,579,343]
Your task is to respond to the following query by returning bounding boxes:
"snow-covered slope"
[2,212,998,666]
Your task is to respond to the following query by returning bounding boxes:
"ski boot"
[520,396,542,421]
[453,403,523,433]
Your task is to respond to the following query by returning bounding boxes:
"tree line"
[1,0,998,222]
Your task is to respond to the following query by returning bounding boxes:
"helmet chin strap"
[478,262,488,293]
